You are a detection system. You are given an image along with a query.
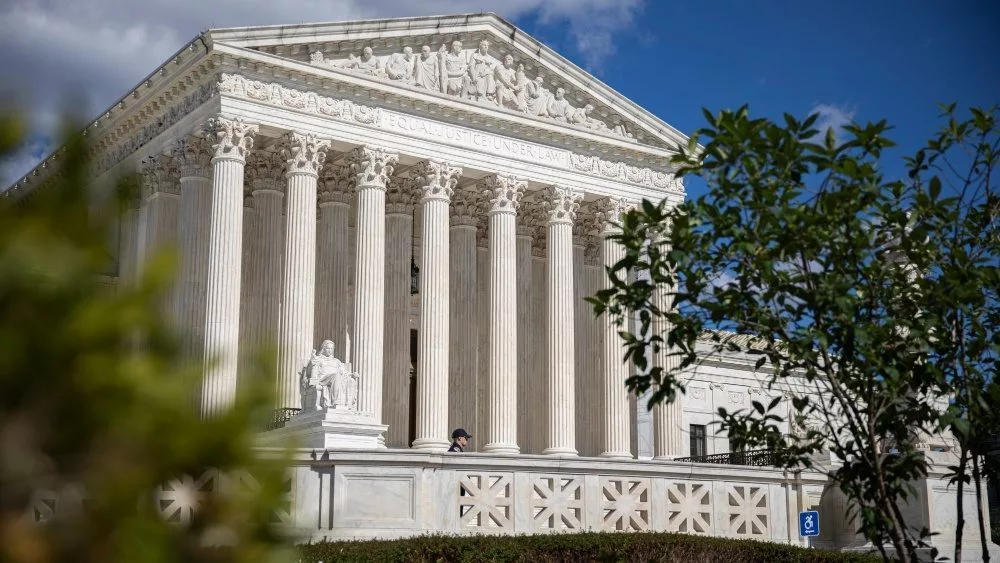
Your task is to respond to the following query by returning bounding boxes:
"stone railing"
[275,450,827,544]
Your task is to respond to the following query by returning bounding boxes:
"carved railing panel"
[529,475,584,531]
[458,472,514,531]
[599,477,650,532]
[666,481,713,534]
[726,484,769,537]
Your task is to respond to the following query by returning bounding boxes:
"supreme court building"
[8,13,991,559]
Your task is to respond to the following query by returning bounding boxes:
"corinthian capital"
[140,154,179,198]
[594,196,636,234]
[543,185,582,225]
[450,187,484,227]
[318,162,354,205]
[283,131,331,177]
[208,116,258,163]
[351,145,398,190]
[173,135,212,178]
[412,159,462,202]
[482,173,527,214]
[246,149,285,193]
[385,176,417,214]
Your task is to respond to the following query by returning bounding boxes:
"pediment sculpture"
[309,39,635,140]
[301,336,359,412]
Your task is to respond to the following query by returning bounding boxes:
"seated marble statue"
[304,340,358,411]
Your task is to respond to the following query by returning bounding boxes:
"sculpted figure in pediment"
[385,46,416,83]
[343,46,383,76]
[412,45,440,91]
[568,103,609,132]
[512,64,531,112]
[442,40,468,96]
[465,39,498,102]
[494,54,522,110]
[547,87,572,122]
[524,75,551,117]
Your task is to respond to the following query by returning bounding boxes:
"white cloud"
[808,103,856,145]
[0,0,644,187]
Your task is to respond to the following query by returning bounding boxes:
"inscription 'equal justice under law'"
[384,112,567,166]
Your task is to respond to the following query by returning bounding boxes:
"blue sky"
[1,0,997,191]
[521,0,999,198]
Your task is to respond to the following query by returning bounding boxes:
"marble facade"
[8,13,996,560]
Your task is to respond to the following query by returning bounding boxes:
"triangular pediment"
[207,13,686,151]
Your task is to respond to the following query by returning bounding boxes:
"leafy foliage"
[590,105,998,562]
[299,532,881,563]
[0,113,294,562]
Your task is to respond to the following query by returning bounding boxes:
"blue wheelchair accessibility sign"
[799,510,820,537]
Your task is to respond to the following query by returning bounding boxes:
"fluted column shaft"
[175,171,211,360]
[483,175,525,454]
[449,207,478,447]
[413,161,461,451]
[599,199,632,458]
[352,147,399,424]
[543,186,580,456]
[515,229,534,453]
[253,189,284,352]
[201,117,257,417]
[276,133,329,410]
[652,262,684,459]
[316,201,350,352]
[384,197,413,448]
[238,195,258,375]
[118,201,141,291]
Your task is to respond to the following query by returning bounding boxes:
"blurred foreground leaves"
[0,115,294,562]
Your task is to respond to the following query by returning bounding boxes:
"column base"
[482,443,520,455]
[256,408,387,450]
[541,447,578,457]
[410,438,449,452]
[599,451,633,460]
[652,454,683,461]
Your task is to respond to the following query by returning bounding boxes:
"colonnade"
[122,114,685,457]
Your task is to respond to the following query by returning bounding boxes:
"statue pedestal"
[258,408,387,450]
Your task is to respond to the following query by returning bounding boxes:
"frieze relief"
[307,38,638,142]
[216,73,680,192]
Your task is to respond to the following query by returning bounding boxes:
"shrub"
[298,532,880,563]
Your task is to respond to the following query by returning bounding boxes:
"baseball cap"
[451,428,472,440]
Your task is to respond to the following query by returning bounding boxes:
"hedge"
[298,532,881,562]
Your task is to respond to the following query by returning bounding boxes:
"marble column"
[173,136,213,361]
[384,176,415,448]
[542,186,582,456]
[571,237,587,455]
[449,188,481,447]
[118,192,141,291]
[412,160,462,451]
[238,186,258,376]
[200,116,257,418]
[530,240,547,454]
[515,212,534,453]
[652,237,684,459]
[316,163,353,357]
[276,132,330,410]
[482,174,526,454]
[351,146,399,425]
[597,196,633,458]
[582,254,602,457]
[248,149,285,363]
[138,155,180,320]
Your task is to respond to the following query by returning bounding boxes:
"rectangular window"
[690,424,707,458]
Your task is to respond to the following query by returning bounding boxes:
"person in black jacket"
[448,428,471,452]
